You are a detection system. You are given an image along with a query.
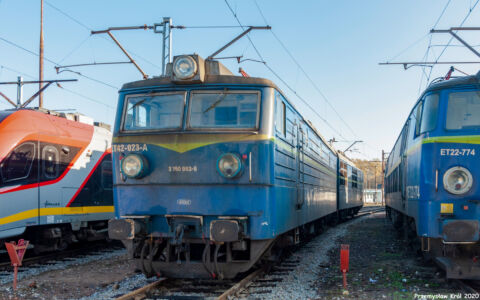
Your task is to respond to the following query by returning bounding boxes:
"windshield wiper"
[203,89,228,114]
[128,91,156,111]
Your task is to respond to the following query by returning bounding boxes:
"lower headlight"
[121,154,148,179]
[443,166,473,195]
[217,153,242,179]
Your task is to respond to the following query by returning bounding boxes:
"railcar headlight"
[121,154,148,179]
[217,153,242,179]
[173,55,197,79]
[443,166,473,195]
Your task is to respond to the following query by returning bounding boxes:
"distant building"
[364,189,382,203]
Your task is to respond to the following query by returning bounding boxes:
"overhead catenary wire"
[252,0,384,156]
[253,0,359,140]
[424,0,480,86]
[44,0,162,70]
[418,0,452,92]
[0,64,37,80]
[386,33,430,63]
[0,64,114,109]
[0,36,119,90]
[59,86,115,109]
[173,25,246,29]
[223,0,348,141]
[58,35,92,63]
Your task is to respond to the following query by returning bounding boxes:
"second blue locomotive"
[385,71,480,279]
[109,54,363,278]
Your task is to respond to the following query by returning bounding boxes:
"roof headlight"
[217,153,242,179]
[443,166,473,195]
[173,55,197,80]
[121,153,148,179]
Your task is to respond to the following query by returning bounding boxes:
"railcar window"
[189,91,259,129]
[1,142,35,182]
[42,145,59,179]
[420,94,439,134]
[123,92,185,131]
[276,96,286,136]
[446,91,480,130]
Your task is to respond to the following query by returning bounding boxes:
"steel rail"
[454,279,480,295]
[115,278,168,300]
[217,267,265,300]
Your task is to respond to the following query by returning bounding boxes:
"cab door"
[0,140,39,236]
[39,143,66,225]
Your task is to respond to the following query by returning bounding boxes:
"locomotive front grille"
[442,220,479,243]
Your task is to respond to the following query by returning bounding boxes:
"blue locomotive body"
[109,55,362,278]
[385,72,480,279]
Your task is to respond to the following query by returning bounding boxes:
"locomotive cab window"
[1,142,35,183]
[446,90,480,130]
[123,92,186,131]
[42,145,59,179]
[420,93,439,134]
[188,91,259,130]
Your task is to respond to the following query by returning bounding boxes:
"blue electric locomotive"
[385,71,480,279]
[109,54,362,279]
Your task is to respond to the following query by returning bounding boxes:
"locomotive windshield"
[446,90,480,130]
[123,92,185,131]
[188,91,259,129]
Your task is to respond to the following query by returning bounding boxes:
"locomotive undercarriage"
[129,238,274,279]
[113,212,343,279]
[387,207,480,279]
[20,221,109,253]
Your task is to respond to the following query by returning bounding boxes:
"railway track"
[113,206,384,300]
[455,280,480,296]
[0,241,123,272]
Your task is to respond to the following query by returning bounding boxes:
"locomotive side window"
[189,91,259,129]
[276,95,286,137]
[420,94,439,134]
[352,169,358,188]
[123,92,186,131]
[406,110,418,148]
[42,145,59,179]
[446,91,480,130]
[1,142,35,182]
[414,101,423,136]
[339,161,347,185]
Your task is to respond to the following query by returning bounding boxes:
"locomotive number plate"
[440,148,476,156]
[113,143,148,152]
[169,165,198,172]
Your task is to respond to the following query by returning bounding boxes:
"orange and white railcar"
[0,109,113,252]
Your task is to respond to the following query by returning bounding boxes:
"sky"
[0,0,479,160]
